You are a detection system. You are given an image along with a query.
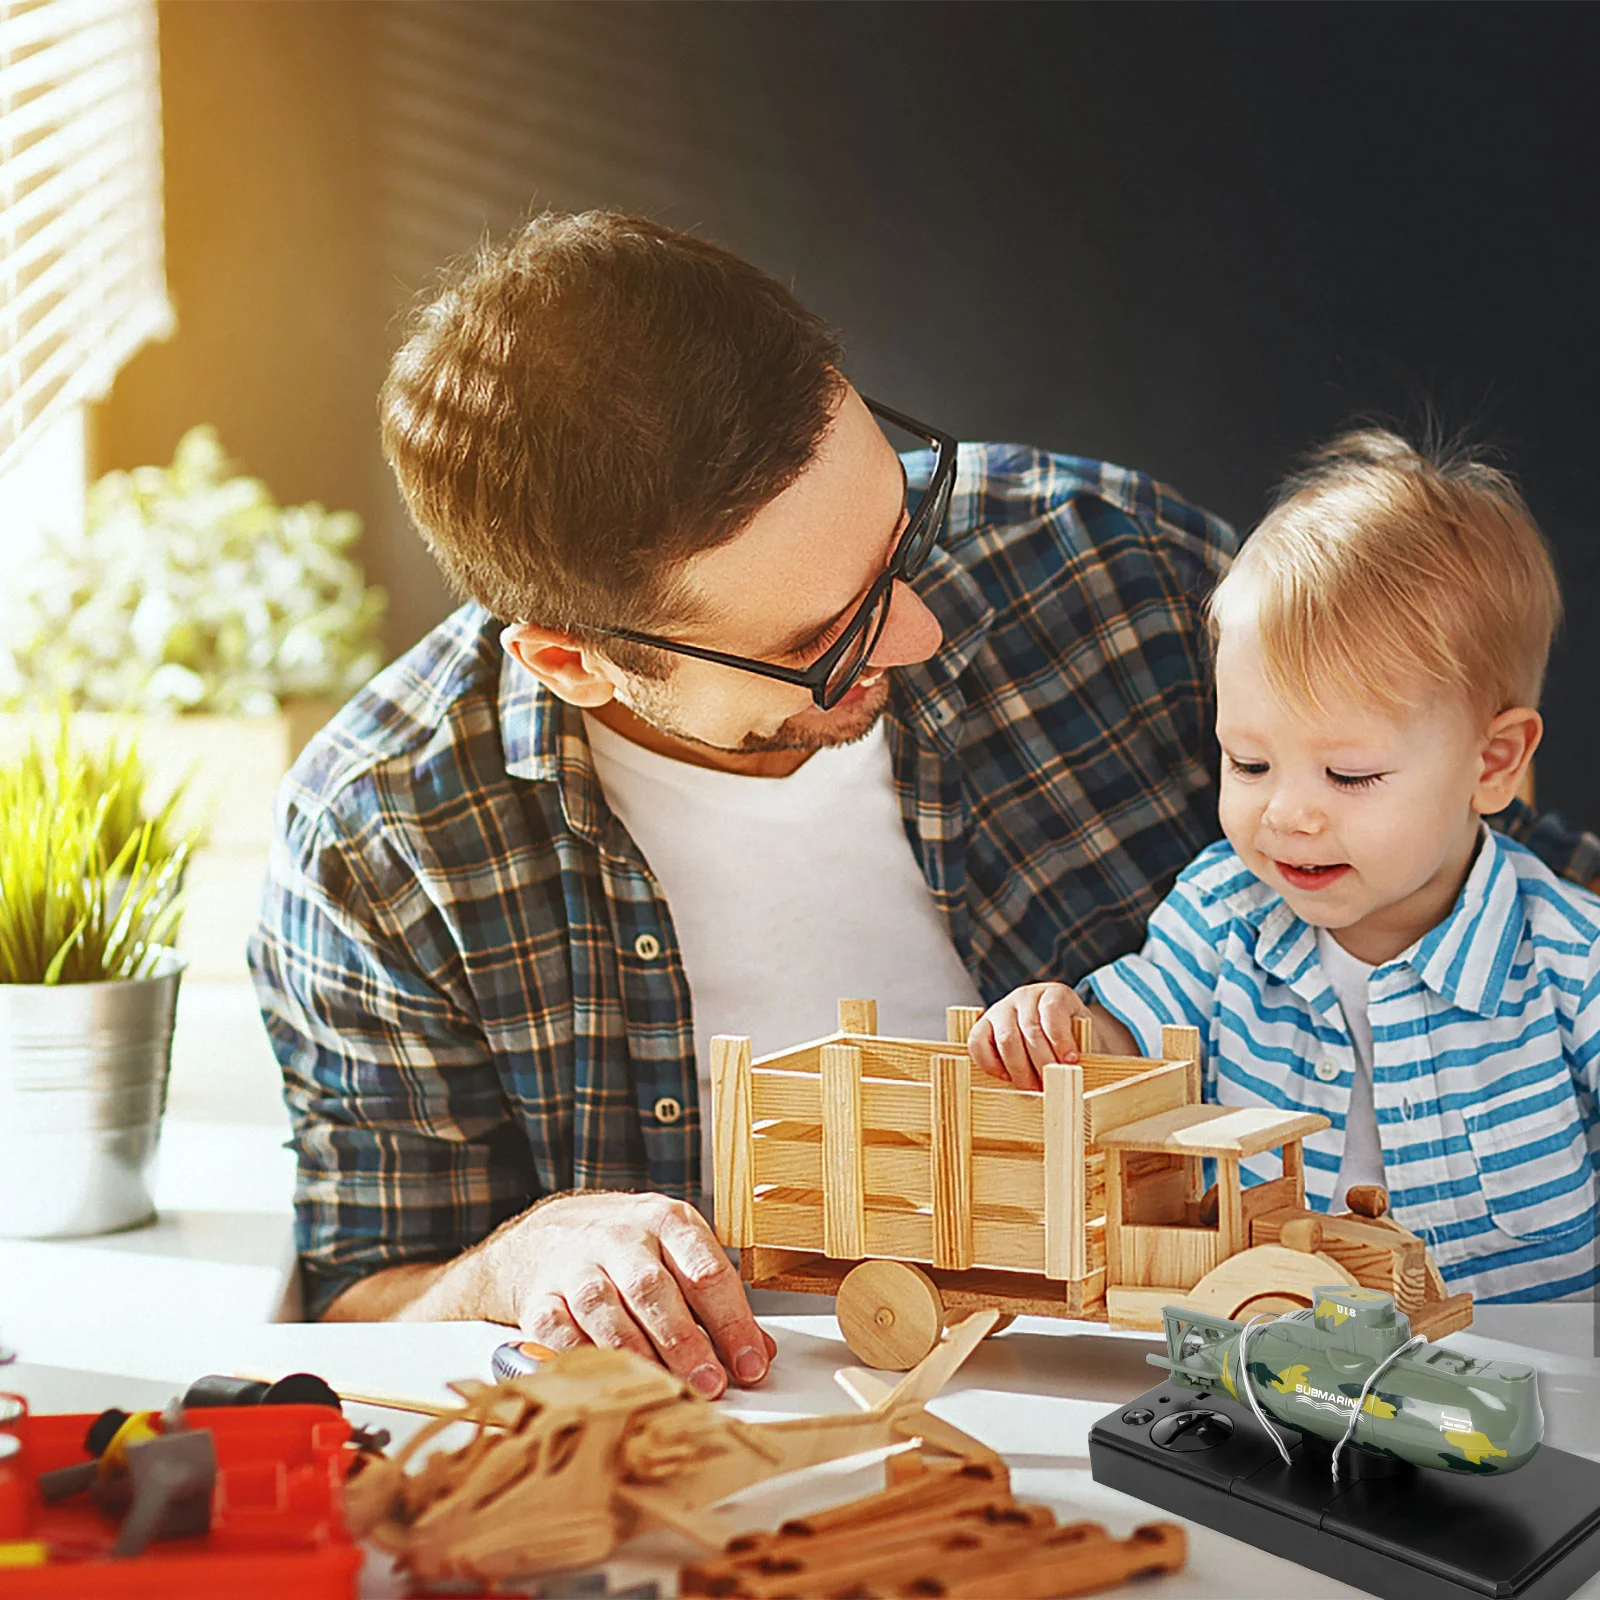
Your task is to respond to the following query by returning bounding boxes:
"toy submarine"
[1147,1285,1543,1475]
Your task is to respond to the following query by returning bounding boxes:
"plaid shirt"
[250,443,1600,1318]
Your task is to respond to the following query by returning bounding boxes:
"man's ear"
[1473,706,1543,815]
[500,622,620,708]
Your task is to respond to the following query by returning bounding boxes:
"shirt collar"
[1229,824,1521,1019]
[889,537,995,755]
[499,650,608,844]
[1407,825,1525,1017]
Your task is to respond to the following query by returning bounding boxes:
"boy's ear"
[501,622,621,708]
[1473,706,1543,815]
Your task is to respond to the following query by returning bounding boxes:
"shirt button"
[1315,1057,1340,1083]
[633,933,662,961]
[653,1096,683,1124]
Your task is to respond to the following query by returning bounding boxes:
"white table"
[7,1305,1600,1599]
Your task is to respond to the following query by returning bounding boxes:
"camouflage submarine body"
[1149,1285,1542,1475]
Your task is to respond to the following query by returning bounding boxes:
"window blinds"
[0,0,172,474]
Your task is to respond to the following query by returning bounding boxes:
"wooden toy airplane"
[342,1309,1002,1585]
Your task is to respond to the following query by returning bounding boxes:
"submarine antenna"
[1237,1313,1296,1467]
[1330,1332,1426,1485]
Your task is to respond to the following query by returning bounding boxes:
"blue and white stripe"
[1087,828,1600,1303]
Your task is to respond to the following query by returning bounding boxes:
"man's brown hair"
[380,211,845,672]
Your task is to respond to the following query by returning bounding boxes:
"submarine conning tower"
[1309,1285,1412,1360]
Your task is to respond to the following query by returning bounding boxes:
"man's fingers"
[517,1292,588,1351]
[558,1270,660,1368]
[657,1204,770,1386]
[603,1247,727,1397]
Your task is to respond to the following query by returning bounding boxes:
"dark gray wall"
[102,1,1600,823]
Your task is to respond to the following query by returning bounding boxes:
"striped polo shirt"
[1086,827,1600,1303]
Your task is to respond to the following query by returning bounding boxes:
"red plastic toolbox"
[0,1393,362,1597]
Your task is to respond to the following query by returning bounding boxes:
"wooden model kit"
[712,1000,1472,1367]
[679,1448,1186,1600]
[342,1308,1177,1594]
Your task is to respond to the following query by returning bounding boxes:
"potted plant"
[0,727,198,1238]
[0,427,387,978]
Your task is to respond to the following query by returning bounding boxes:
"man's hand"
[479,1192,775,1399]
[969,982,1093,1090]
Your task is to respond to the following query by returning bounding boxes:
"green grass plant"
[0,727,197,985]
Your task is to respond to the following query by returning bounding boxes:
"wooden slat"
[1042,1060,1083,1281]
[710,1035,754,1248]
[859,1079,932,1136]
[854,1038,942,1081]
[751,1069,822,1122]
[1072,1013,1093,1056]
[750,1041,829,1073]
[946,1005,983,1045]
[930,1052,974,1269]
[969,1151,1044,1212]
[754,1135,1045,1211]
[1282,1138,1305,1207]
[749,1197,1046,1274]
[972,1216,1045,1273]
[753,1200,824,1252]
[1217,1159,1244,1258]
[1085,1062,1191,1143]
[969,1085,1044,1144]
[821,1043,865,1259]
[1162,1023,1203,1111]
[837,999,878,1035]
[1103,1148,1122,1285]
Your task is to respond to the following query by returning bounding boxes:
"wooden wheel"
[836,1261,945,1370]
[1231,1292,1312,1319]
[985,1314,1016,1338]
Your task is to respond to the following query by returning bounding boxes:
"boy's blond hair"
[1209,428,1562,722]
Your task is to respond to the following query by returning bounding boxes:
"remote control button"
[1151,1409,1235,1450]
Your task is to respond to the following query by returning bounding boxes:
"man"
[251,211,1597,1400]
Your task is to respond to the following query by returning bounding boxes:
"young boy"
[971,429,1599,1302]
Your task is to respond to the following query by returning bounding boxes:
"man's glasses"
[598,396,958,710]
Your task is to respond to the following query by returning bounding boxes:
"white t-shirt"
[583,716,981,1187]
[1314,927,1387,1209]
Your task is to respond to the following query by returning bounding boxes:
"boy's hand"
[969,983,1091,1091]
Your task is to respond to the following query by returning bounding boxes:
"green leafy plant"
[0,426,387,715]
[0,728,197,985]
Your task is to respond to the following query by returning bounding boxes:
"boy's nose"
[1262,789,1325,835]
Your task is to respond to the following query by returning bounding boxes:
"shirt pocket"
[1459,1092,1598,1243]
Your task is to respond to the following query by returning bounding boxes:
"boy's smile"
[1212,593,1537,967]
[1273,860,1353,892]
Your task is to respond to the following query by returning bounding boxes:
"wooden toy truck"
[710,1000,1472,1368]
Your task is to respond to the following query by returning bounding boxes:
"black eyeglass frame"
[595,396,958,710]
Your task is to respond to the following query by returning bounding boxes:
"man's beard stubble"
[617,674,892,756]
